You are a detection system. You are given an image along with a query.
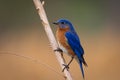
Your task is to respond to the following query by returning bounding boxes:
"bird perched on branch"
[53,19,87,79]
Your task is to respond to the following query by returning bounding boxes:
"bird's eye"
[61,22,65,24]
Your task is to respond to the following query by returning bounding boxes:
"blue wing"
[65,31,84,56]
[65,31,85,78]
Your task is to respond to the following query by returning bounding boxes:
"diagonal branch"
[33,0,73,80]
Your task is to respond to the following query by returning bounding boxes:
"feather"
[65,31,87,78]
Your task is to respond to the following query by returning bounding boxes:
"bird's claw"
[62,64,69,72]
[54,47,63,53]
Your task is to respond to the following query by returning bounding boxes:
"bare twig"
[33,0,73,80]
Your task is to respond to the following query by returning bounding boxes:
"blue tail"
[79,61,85,79]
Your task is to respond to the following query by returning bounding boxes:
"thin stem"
[33,0,73,80]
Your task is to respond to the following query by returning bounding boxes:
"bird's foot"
[62,64,69,72]
[54,47,63,53]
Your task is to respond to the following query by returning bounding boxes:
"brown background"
[0,0,120,80]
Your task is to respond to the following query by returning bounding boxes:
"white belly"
[58,42,71,56]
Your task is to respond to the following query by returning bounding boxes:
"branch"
[33,0,73,80]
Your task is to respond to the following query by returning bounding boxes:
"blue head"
[53,19,75,31]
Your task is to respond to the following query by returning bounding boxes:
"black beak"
[53,22,58,25]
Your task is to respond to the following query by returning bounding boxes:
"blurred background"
[0,0,120,80]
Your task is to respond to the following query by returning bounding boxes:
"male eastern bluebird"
[53,19,87,79]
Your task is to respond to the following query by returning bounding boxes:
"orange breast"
[56,28,75,56]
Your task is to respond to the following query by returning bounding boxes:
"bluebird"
[53,19,87,79]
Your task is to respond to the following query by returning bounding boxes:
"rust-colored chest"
[56,28,75,56]
[56,28,68,45]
